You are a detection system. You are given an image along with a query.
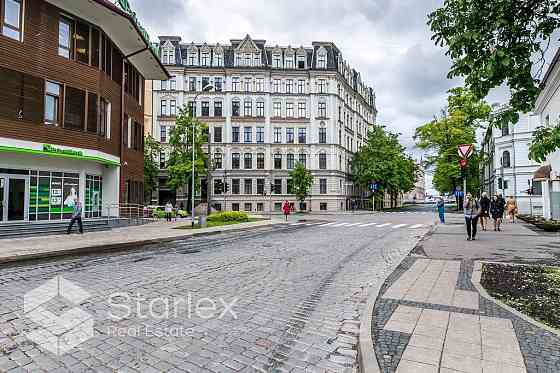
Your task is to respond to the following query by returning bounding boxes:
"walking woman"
[479,192,491,231]
[490,194,504,231]
[282,200,291,221]
[463,193,480,241]
[436,196,445,224]
[506,196,518,223]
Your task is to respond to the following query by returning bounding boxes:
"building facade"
[403,164,426,203]
[0,0,167,223]
[151,35,377,212]
[480,112,543,215]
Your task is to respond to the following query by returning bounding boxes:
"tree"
[167,107,208,210]
[415,87,491,195]
[289,162,314,208]
[352,125,417,208]
[144,135,161,203]
[428,0,560,158]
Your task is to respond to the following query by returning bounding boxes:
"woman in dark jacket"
[479,192,491,231]
[490,194,504,231]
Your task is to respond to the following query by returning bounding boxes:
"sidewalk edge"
[471,261,560,337]
[0,222,278,266]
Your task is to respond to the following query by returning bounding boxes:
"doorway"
[0,175,29,222]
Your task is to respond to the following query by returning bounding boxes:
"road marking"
[410,224,425,229]
[333,222,350,227]
[344,223,362,227]
[290,223,304,226]
[319,222,336,227]
[358,223,378,227]
[377,223,391,228]
[305,222,323,226]
[392,224,408,229]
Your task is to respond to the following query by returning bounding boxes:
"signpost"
[457,144,474,199]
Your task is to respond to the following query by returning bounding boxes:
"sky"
[127,0,515,194]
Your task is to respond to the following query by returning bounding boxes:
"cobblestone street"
[0,213,431,372]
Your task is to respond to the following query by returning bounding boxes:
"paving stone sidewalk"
[372,214,560,373]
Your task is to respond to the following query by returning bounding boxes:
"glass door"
[0,175,29,223]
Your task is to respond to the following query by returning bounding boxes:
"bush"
[543,221,560,232]
[207,211,249,223]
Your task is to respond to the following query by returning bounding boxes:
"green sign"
[116,0,160,57]
[43,144,84,157]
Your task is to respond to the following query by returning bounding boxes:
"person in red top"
[282,200,291,221]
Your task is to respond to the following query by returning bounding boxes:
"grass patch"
[481,263,560,330]
[174,218,264,229]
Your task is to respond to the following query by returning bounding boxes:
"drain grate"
[178,249,201,254]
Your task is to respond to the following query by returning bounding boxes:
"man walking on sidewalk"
[67,197,83,234]
[463,193,480,241]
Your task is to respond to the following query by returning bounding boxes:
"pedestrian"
[479,192,491,231]
[436,196,445,224]
[165,201,173,222]
[282,200,291,221]
[66,197,83,234]
[463,193,480,241]
[506,195,518,223]
[490,194,504,231]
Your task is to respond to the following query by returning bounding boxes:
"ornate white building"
[150,35,377,212]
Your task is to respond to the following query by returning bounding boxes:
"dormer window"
[272,54,281,68]
[188,55,196,66]
[214,54,223,66]
[297,56,305,69]
[201,53,209,66]
[253,53,260,66]
[244,53,251,66]
[317,54,327,69]
[162,50,168,64]
[285,56,294,69]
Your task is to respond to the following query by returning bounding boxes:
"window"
[285,57,294,69]
[287,154,295,169]
[287,179,294,194]
[273,54,281,68]
[98,98,108,137]
[318,102,327,117]
[244,127,252,143]
[232,100,240,117]
[501,124,509,136]
[273,102,282,117]
[320,179,327,194]
[201,53,209,66]
[44,82,61,125]
[286,102,294,118]
[297,57,305,69]
[533,180,542,196]
[188,101,195,116]
[232,127,240,143]
[298,128,306,144]
[232,77,240,91]
[298,80,305,94]
[286,128,294,143]
[189,77,196,92]
[319,127,327,143]
[244,153,253,169]
[214,77,222,92]
[502,151,511,168]
[319,153,327,169]
[64,86,86,131]
[257,127,264,143]
[232,153,240,169]
[58,17,73,58]
[201,101,209,116]
[244,78,252,92]
[232,203,240,211]
[160,100,167,116]
[214,153,222,169]
[160,126,167,142]
[320,203,327,211]
[75,21,90,64]
[317,54,327,69]
[202,77,210,90]
[232,179,240,195]
[298,102,306,118]
[299,153,306,168]
[215,54,223,66]
[318,79,326,94]
[274,179,282,194]
[286,79,294,94]
[214,101,222,117]
[86,92,98,134]
[213,127,222,143]
[244,203,252,212]
[256,78,264,92]
[161,80,168,91]
[273,79,280,93]
[257,179,265,195]
[273,154,282,170]
[170,77,177,90]
[170,100,176,116]
[274,127,282,143]
[256,101,265,117]
[244,101,252,116]
[159,151,166,169]
[244,179,253,195]
[257,153,265,169]
[274,202,282,211]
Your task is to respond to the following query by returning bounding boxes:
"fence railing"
[102,203,156,225]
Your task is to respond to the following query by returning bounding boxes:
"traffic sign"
[459,158,468,168]
[457,144,474,159]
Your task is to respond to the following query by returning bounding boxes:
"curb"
[358,223,436,373]
[471,261,560,337]
[0,222,279,266]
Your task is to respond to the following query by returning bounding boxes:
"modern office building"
[0,0,168,223]
[150,34,377,212]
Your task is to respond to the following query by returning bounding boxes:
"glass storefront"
[85,175,103,218]
[29,171,80,221]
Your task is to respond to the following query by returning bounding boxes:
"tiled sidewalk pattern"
[382,259,479,309]
[384,306,526,373]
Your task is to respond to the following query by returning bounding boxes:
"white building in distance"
[149,35,377,213]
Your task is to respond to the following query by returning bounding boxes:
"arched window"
[502,151,511,168]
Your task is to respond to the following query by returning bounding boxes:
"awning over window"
[533,165,552,181]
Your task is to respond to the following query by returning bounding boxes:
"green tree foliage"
[352,125,417,207]
[415,87,491,194]
[289,162,314,204]
[144,135,161,199]
[428,0,560,158]
[167,107,208,193]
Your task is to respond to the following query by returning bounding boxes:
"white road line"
[358,223,378,227]
[333,222,350,227]
[410,224,425,229]
[305,222,323,226]
[290,223,304,226]
[392,224,408,229]
[377,223,391,228]
[319,222,336,227]
[344,223,362,227]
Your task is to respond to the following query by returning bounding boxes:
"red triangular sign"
[458,144,473,158]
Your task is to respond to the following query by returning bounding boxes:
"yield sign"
[457,144,474,159]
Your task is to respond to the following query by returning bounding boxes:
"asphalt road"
[0,210,433,373]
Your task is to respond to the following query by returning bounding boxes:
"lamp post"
[191,84,214,228]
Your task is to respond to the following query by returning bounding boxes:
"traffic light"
[224,182,229,193]
[215,180,224,194]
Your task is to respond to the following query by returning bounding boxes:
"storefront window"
[86,175,103,218]
[28,171,81,221]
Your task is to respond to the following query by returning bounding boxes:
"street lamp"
[191,83,214,228]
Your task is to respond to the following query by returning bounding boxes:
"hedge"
[206,211,249,223]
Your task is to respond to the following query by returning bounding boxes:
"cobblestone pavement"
[0,213,431,372]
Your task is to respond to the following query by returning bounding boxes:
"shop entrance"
[0,175,29,222]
